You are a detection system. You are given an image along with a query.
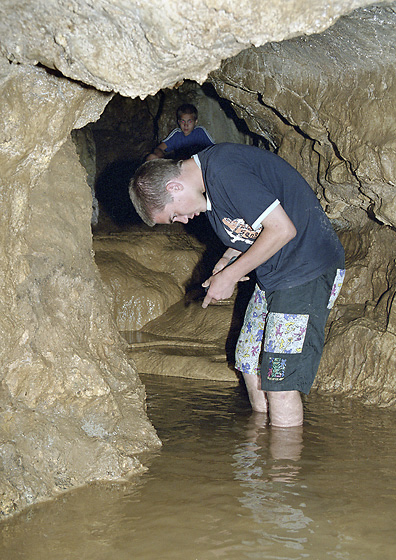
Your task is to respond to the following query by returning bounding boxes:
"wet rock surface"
[317,225,396,406]
[0,63,160,517]
[0,0,372,98]
[94,228,205,331]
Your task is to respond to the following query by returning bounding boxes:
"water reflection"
[232,415,310,557]
[1,375,396,560]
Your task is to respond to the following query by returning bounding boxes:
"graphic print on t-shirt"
[222,217,262,245]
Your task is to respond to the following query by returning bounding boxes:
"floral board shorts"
[235,260,345,394]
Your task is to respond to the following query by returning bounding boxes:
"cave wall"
[0,0,390,518]
[0,0,375,98]
[0,61,160,517]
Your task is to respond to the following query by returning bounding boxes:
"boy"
[146,103,214,161]
[130,143,345,428]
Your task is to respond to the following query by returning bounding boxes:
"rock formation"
[0,63,162,517]
[0,0,373,98]
[0,0,392,518]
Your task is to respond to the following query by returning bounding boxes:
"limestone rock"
[94,229,205,330]
[0,0,376,98]
[316,225,396,405]
[130,297,240,382]
[0,63,160,518]
[71,128,99,225]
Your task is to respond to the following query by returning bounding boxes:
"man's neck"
[181,158,205,193]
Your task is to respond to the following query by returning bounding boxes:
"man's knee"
[267,390,303,427]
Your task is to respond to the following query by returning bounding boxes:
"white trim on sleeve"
[162,128,182,143]
[193,154,201,168]
[252,199,280,230]
[199,126,215,144]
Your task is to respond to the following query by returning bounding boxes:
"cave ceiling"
[0,0,382,98]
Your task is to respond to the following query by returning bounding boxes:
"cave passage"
[86,80,266,230]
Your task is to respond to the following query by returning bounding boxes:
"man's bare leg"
[242,372,268,414]
[270,425,303,460]
[267,390,303,427]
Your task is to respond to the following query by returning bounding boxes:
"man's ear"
[166,181,183,194]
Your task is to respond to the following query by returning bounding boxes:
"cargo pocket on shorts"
[263,313,309,354]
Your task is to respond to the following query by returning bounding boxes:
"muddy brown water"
[1,373,396,559]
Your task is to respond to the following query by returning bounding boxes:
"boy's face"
[178,113,197,136]
[153,182,207,225]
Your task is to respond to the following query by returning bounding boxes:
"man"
[130,143,345,427]
[146,103,214,161]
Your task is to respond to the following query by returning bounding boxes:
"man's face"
[153,183,206,225]
[178,113,197,136]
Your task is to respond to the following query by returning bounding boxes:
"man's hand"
[201,272,235,308]
[212,250,241,274]
[201,268,249,309]
[201,204,297,309]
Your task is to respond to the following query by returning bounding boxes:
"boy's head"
[129,159,183,227]
[176,103,198,137]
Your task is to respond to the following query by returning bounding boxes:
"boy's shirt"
[195,143,344,293]
[163,126,214,160]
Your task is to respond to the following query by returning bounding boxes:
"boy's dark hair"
[176,103,198,121]
[129,159,183,227]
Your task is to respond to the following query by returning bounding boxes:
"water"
[1,374,396,559]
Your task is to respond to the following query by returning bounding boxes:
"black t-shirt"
[197,143,344,292]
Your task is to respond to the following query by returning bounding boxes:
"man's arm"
[200,127,215,146]
[202,204,296,308]
[212,247,242,274]
[146,142,167,161]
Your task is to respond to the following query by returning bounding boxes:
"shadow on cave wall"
[95,159,144,227]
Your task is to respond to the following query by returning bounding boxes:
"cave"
[89,80,259,229]
[1,0,396,522]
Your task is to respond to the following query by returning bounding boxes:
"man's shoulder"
[198,142,248,165]
[193,126,210,133]
[163,128,183,142]
[192,126,215,142]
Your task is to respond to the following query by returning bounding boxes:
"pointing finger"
[202,295,211,308]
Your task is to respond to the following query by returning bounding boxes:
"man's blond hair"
[129,159,182,226]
